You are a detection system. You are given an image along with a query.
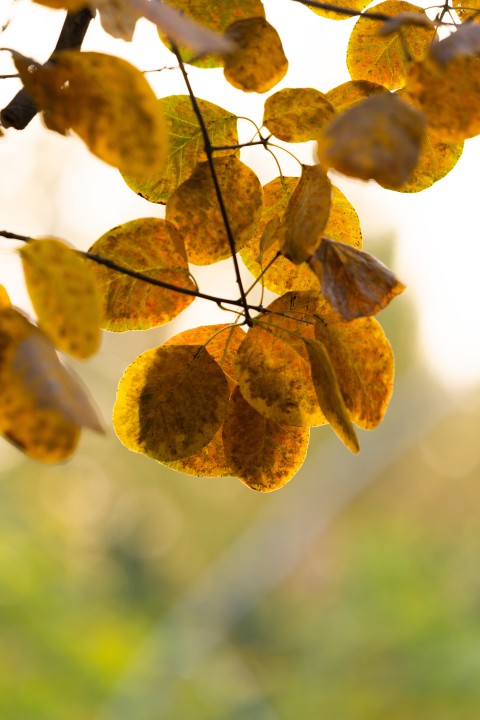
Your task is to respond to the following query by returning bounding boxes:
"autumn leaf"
[307,0,372,20]
[113,345,230,462]
[316,92,426,187]
[166,156,263,264]
[222,386,310,492]
[0,285,10,308]
[263,88,335,142]
[452,0,480,22]
[278,164,332,264]
[123,96,238,204]
[87,218,195,332]
[224,17,288,93]
[429,24,480,65]
[347,0,436,90]
[20,237,101,359]
[325,80,388,113]
[310,238,406,320]
[14,50,167,175]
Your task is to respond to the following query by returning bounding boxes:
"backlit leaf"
[14,51,167,176]
[452,0,480,22]
[278,164,331,264]
[429,24,480,65]
[347,0,436,90]
[405,52,480,142]
[223,386,310,492]
[224,17,288,93]
[166,156,263,264]
[314,299,394,429]
[378,11,435,35]
[263,88,335,142]
[87,218,195,332]
[310,238,406,320]
[162,323,245,477]
[326,80,388,113]
[123,96,238,204]
[113,345,230,462]
[304,338,359,453]
[316,92,426,186]
[307,0,372,20]
[240,181,361,295]
[0,286,10,307]
[159,0,265,68]
[20,238,101,359]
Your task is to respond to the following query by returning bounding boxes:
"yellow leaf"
[14,51,167,176]
[310,239,406,320]
[307,0,372,20]
[113,345,230,462]
[347,0,436,90]
[224,17,288,93]
[0,285,10,307]
[304,338,359,453]
[405,52,480,142]
[20,238,101,359]
[452,0,480,22]
[122,95,238,204]
[222,386,310,492]
[316,92,426,187]
[166,156,263,264]
[263,88,335,142]
[278,164,331,264]
[314,299,394,429]
[161,323,246,477]
[87,218,195,332]
[326,80,388,113]
[240,181,361,295]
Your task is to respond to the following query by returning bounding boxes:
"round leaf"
[326,80,388,113]
[263,88,335,142]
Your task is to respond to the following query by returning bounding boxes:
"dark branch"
[0,8,94,130]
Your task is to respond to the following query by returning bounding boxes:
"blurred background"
[1,1,480,718]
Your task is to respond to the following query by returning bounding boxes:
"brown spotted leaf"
[87,218,195,332]
[304,338,359,453]
[166,156,263,264]
[113,344,230,462]
[14,51,167,176]
[316,92,426,186]
[224,17,288,93]
[307,0,372,20]
[278,164,331,265]
[310,238,406,320]
[20,238,101,359]
[223,386,310,492]
[122,95,238,204]
[263,88,335,142]
[347,0,436,90]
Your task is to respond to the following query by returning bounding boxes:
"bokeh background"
[1,1,480,718]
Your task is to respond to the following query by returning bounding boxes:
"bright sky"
[0,0,479,390]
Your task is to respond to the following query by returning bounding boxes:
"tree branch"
[0,7,94,130]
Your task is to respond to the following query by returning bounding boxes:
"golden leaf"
[316,92,426,187]
[113,345,230,462]
[310,238,406,320]
[347,0,436,90]
[14,51,167,175]
[166,156,263,264]
[20,238,101,359]
[222,386,310,492]
[224,17,288,93]
[326,80,388,113]
[87,218,195,332]
[0,285,10,308]
[278,164,332,265]
[263,88,335,142]
[307,0,372,20]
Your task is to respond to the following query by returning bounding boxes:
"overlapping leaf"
[20,238,101,359]
[222,386,310,492]
[162,324,245,477]
[405,52,480,142]
[347,0,436,90]
[123,96,238,204]
[326,80,388,113]
[278,164,331,264]
[310,239,406,320]
[240,180,361,295]
[263,88,335,142]
[316,92,426,186]
[307,0,372,20]
[14,51,167,175]
[452,0,480,22]
[166,156,263,264]
[113,345,230,462]
[224,18,288,93]
[87,218,195,332]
